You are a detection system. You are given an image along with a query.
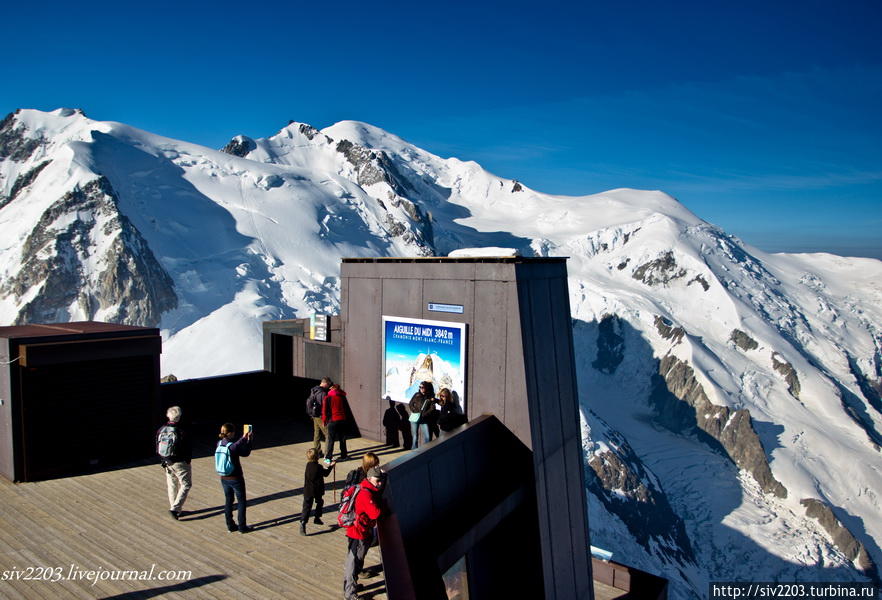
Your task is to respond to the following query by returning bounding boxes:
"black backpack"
[306,388,323,418]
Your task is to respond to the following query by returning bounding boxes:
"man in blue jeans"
[216,423,253,533]
[408,381,434,448]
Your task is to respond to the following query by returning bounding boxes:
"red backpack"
[337,484,362,528]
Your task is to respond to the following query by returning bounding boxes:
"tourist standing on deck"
[343,466,385,600]
[437,388,467,438]
[216,423,253,533]
[156,406,192,520]
[408,381,435,448]
[301,448,335,536]
[323,384,350,460]
[307,377,332,454]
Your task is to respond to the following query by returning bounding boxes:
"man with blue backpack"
[156,406,192,521]
[216,423,253,533]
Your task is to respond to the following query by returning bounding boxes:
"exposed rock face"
[334,139,433,253]
[0,176,177,327]
[297,123,324,141]
[592,314,625,374]
[220,135,256,157]
[0,111,43,162]
[585,421,695,562]
[654,315,685,344]
[848,355,882,415]
[800,498,878,578]
[632,250,687,286]
[1,160,51,210]
[336,139,410,194]
[651,354,788,498]
[730,329,759,351]
[771,353,801,399]
[512,180,523,192]
[688,274,710,291]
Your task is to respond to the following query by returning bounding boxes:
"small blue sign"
[428,303,464,314]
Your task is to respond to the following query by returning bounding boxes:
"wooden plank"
[0,419,399,600]
[0,415,612,599]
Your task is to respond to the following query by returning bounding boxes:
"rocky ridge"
[2,108,881,597]
[1,176,176,326]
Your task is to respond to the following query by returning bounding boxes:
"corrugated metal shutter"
[20,355,155,480]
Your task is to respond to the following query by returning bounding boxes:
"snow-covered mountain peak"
[2,108,881,597]
[322,120,411,153]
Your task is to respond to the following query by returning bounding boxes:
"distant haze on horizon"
[3,0,880,260]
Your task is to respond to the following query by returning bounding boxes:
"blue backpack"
[215,442,234,476]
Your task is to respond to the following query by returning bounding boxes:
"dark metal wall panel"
[20,354,157,481]
[472,280,509,423]
[343,276,383,440]
[348,261,478,281]
[517,265,594,600]
[379,416,543,600]
[381,278,423,319]
[20,336,161,367]
[421,278,473,323]
[474,262,515,282]
[550,274,593,597]
[504,281,532,445]
[564,433,594,597]
[529,278,565,452]
[0,339,14,481]
[389,454,436,544]
[303,341,341,382]
[516,277,557,596]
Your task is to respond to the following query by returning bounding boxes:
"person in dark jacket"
[437,388,467,437]
[301,448,335,536]
[157,405,193,520]
[323,384,350,460]
[306,377,332,454]
[382,398,401,447]
[408,381,435,448]
[217,422,253,533]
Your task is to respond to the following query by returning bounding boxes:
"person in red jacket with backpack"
[343,466,385,600]
[323,384,350,461]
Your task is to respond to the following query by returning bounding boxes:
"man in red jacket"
[323,384,350,460]
[343,466,385,600]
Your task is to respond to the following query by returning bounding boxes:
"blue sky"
[3,0,880,258]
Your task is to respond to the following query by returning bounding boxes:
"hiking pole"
[333,460,337,503]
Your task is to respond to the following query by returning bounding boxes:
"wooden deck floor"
[0,417,625,600]
[0,418,405,599]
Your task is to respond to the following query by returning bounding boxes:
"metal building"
[338,256,594,600]
[0,322,161,482]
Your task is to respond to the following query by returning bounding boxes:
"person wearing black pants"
[301,448,335,535]
[323,384,350,460]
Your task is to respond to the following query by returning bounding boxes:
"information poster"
[382,316,467,412]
